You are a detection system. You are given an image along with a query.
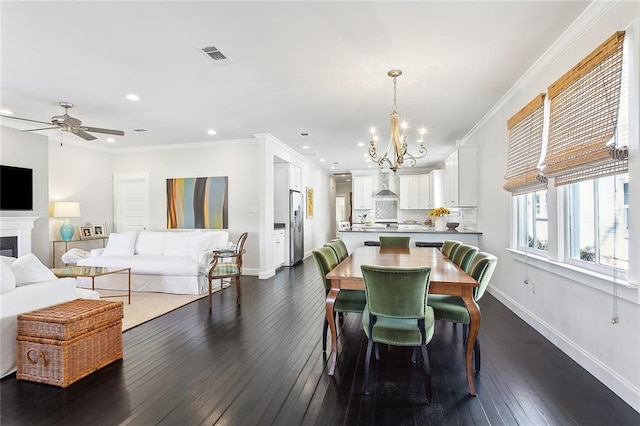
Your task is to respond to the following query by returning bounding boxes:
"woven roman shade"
[503,93,547,195]
[543,31,627,186]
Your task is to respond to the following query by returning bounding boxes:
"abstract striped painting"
[166,176,228,229]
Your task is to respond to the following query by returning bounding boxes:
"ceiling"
[0,1,591,176]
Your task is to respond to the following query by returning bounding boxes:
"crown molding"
[459,0,620,145]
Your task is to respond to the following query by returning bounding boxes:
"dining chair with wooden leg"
[450,244,479,273]
[441,240,462,258]
[428,252,497,372]
[325,240,348,262]
[379,236,411,247]
[312,247,366,352]
[361,264,434,403]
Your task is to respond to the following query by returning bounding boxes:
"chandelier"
[369,69,427,173]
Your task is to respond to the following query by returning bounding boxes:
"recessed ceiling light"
[207,129,217,135]
[0,109,14,115]
[106,138,116,143]
[302,145,309,150]
[330,166,335,170]
[367,165,373,168]
[362,153,368,158]
[125,94,140,101]
[346,179,351,182]
[320,159,325,162]
[357,142,365,147]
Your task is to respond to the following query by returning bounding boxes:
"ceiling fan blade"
[71,129,97,141]
[21,126,60,132]
[0,114,53,126]
[82,126,125,136]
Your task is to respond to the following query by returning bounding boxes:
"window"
[517,190,548,252]
[567,173,629,273]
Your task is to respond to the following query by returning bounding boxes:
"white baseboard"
[488,286,640,414]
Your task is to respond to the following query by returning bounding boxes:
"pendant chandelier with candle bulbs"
[369,69,427,173]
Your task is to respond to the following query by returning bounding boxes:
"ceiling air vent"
[199,45,234,66]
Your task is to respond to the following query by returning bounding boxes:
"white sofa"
[1,255,99,378]
[75,230,230,295]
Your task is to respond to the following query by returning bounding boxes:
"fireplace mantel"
[0,216,38,256]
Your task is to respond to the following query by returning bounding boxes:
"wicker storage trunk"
[16,299,123,387]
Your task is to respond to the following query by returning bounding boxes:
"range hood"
[374,171,397,197]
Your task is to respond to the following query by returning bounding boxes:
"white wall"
[49,140,115,262]
[466,1,640,411]
[0,127,50,262]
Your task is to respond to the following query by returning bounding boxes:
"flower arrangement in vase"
[428,207,450,231]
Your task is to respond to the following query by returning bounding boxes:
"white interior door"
[113,172,150,232]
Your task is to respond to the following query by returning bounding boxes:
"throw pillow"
[163,232,193,257]
[102,232,136,256]
[1,255,17,266]
[134,231,165,255]
[187,232,216,262]
[0,261,16,294]
[11,253,57,286]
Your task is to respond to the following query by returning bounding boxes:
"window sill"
[505,248,639,304]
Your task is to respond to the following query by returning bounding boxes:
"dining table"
[325,245,481,396]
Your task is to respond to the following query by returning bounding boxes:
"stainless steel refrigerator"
[289,190,304,265]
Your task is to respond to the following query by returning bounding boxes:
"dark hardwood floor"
[1,257,638,425]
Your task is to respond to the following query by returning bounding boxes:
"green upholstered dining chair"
[325,239,348,262]
[441,240,462,258]
[361,264,434,403]
[428,252,497,372]
[207,232,248,309]
[450,244,479,273]
[379,236,411,247]
[312,247,366,352]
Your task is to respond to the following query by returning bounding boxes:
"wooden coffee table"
[51,266,132,304]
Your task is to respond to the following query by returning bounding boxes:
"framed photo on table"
[79,226,93,240]
[92,224,106,237]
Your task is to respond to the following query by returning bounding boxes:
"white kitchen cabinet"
[399,175,421,209]
[428,169,444,209]
[352,176,373,210]
[444,147,477,207]
[419,174,430,209]
[274,228,286,266]
[288,164,302,191]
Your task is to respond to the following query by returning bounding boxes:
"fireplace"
[0,216,38,257]
[0,236,18,257]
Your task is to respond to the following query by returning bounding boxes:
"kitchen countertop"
[342,225,482,234]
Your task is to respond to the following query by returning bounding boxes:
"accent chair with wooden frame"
[207,232,248,309]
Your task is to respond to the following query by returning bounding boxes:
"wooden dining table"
[325,246,481,396]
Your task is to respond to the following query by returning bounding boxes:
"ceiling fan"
[0,101,125,141]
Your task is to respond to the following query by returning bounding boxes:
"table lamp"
[53,201,81,241]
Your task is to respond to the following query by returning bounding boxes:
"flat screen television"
[0,165,33,211]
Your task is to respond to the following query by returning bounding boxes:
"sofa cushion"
[135,231,166,256]
[103,232,137,256]
[163,232,194,257]
[11,254,57,286]
[1,262,16,294]
[77,255,201,276]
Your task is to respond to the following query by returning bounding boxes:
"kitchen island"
[339,224,482,253]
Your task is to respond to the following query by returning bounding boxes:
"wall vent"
[199,45,234,66]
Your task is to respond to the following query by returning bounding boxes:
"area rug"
[98,290,209,331]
